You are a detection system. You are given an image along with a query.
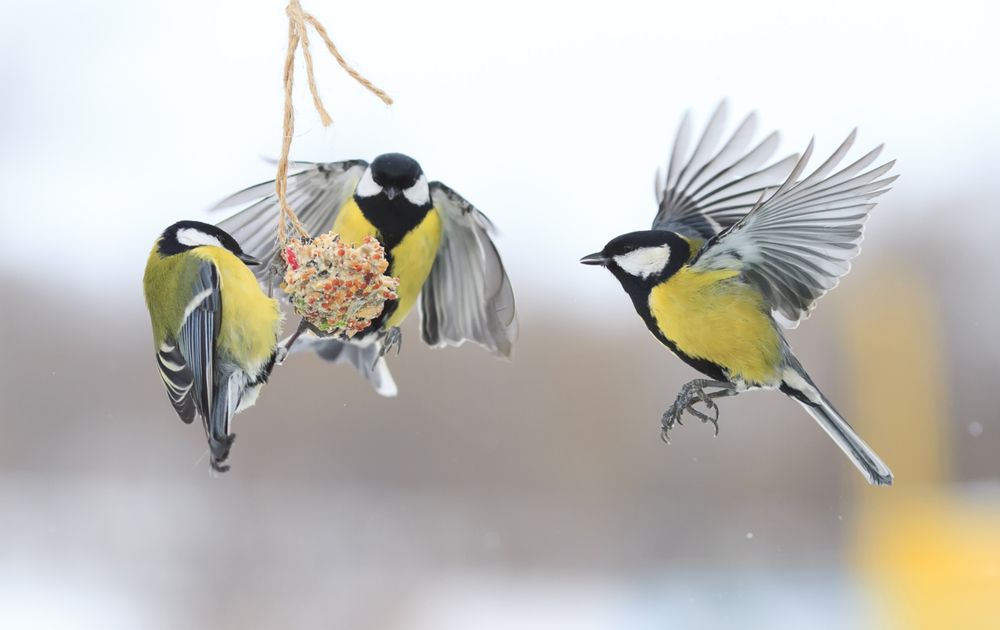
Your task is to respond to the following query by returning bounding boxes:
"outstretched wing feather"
[692,132,896,328]
[213,160,368,279]
[420,182,518,357]
[652,101,798,241]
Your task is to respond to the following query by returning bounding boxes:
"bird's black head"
[356,153,430,206]
[580,230,691,287]
[157,220,259,265]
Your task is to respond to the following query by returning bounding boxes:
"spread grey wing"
[158,262,221,436]
[421,182,518,357]
[213,159,368,280]
[652,100,799,240]
[692,129,897,328]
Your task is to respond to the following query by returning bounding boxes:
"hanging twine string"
[275,0,393,242]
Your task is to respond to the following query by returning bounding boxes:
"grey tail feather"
[304,337,398,397]
[781,370,893,487]
[207,371,237,473]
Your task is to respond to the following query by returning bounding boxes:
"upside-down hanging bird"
[143,220,283,472]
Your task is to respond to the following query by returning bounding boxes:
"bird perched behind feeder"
[214,152,517,396]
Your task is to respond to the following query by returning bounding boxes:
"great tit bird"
[213,152,517,396]
[581,103,896,486]
[143,220,283,472]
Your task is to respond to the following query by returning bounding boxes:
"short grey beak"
[238,253,261,266]
[579,252,608,266]
[384,186,400,200]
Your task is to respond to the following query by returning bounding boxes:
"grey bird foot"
[267,262,284,296]
[660,380,724,443]
[277,319,311,366]
[370,327,403,370]
[379,327,403,358]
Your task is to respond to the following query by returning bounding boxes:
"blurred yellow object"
[856,493,1000,629]
[842,265,1000,629]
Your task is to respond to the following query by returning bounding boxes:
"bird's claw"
[659,382,722,441]
[660,399,686,442]
[266,262,284,298]
[371,327,403,370]
[688,386,720,435]
[380,327,402,358]
[659,427,671,444]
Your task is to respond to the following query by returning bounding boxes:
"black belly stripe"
[355,194,431,251]
[348,194,433,340]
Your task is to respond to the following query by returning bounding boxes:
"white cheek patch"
[355,167,382,198]
[403,174,430,205]
[614,246,671,278]
[176,228,224,249]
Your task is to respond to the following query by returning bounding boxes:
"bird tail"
[780,367,893,486]
[207,372,240,473]
[295,336,398,397]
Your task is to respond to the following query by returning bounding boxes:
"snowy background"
[1,0,999,628]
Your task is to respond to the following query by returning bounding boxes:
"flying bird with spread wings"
[581,102,896,485]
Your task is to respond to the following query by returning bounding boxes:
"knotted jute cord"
[275,0,393,243]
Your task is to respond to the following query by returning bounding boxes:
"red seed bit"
[285,246,300,270]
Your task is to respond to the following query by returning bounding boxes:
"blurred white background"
[2,0,998,297]
[1,1,998,628]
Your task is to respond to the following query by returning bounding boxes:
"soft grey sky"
[1,0,997,306]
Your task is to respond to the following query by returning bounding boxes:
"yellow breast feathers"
[649,267,782,384]
[191,248,282,368]
[332,198,443,327]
